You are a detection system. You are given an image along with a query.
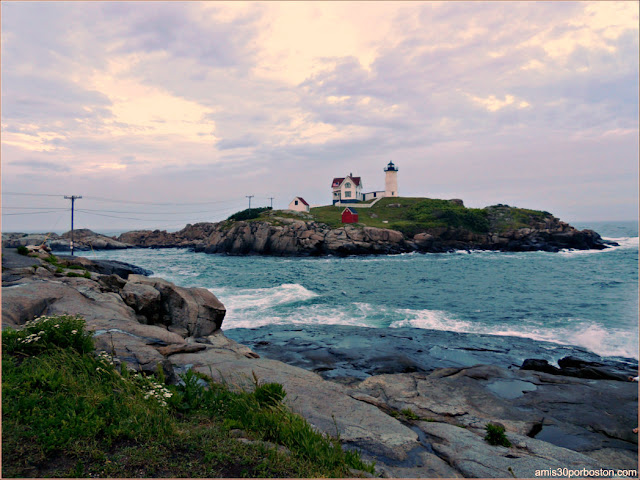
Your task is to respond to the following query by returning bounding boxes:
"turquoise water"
[86,221,639,360]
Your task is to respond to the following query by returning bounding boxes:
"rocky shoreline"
[3,205,617,257]
[116,212,615,255]
[2,247,637,477]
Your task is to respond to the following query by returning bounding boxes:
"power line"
[2,210,65,216]
[77,205,243,215]
[75,210,148,221]
[3,192,250,208]
[82,195,246,206]
[2,192,67,197]
[1,207,69,210]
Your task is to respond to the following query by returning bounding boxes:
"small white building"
[363,190,385,201]
[331,173,363,205]
[288,196,310,212]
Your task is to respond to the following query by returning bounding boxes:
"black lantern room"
[384,161,398,172]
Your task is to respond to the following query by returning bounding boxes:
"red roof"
[296,197,309,206]
[331,176,361,188]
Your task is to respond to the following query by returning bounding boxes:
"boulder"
[127,275,225,336]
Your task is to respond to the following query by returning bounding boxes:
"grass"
[226,197,554,238]
[300,197,490,235]
[2,315,374,478]
[484,423,512,447]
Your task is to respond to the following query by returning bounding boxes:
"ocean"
[85,221,639,362]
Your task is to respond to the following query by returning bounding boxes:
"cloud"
[11,159,71,172]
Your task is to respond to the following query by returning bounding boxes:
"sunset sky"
[2,1,638,232]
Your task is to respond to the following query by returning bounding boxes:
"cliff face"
[116,214,613,256]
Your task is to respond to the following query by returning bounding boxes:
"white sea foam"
[389,308,639,360]
[557,236,639,257]
[604,236,639,249]
[389,308,475,331]
[211,283,318,313]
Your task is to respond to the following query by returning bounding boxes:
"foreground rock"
[2,249,636,477]
[228,324,638,474]
[2,229,131,251]
[1,249,224,374]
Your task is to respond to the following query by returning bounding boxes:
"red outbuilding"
[341,207,359,224]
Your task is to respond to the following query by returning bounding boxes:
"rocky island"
[3,198,616,256]
[120,199,616,255]
[2,247,636,478]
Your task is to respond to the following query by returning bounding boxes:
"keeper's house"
[331,174,363,205]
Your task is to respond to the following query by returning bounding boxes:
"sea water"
[85,221,639,361]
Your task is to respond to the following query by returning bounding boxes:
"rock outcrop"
[115,213,614,256]
[1,249,224,375]
[2,229,131,252]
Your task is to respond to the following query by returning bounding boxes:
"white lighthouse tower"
[384,160,398,197]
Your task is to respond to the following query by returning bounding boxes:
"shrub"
[2,314,94,356]
[227,207,272,222]
[485,423,511,447]
[44,254,60,265]
[16,245,29,256]
[254,382,286,407]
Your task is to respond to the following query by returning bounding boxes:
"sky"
[1,1,638,233]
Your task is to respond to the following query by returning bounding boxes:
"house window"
[373,192,377,197]
[345,182,351,188]
[295,200,298,205]
[345,191,352,198]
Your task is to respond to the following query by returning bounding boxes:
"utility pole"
[268,197,275,208]
[64,195,82,256]
[246,195,254,209]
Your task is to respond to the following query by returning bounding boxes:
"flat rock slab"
[167,334,420,463]
[225,324,637,382]
[352,364,638,471]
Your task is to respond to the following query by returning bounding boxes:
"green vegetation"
[484,423,511,447]
[65,264,85,270]
[16,245,29,256]
[2,315,373,478]
[308,197,490,235]
[227,207,273,222]
[225,198,553,238]
[484,204,552,233]
[400,408,420,421]
[65,270,91,278]
[44,254,60,266]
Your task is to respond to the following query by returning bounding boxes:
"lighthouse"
[384,160,398,197]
